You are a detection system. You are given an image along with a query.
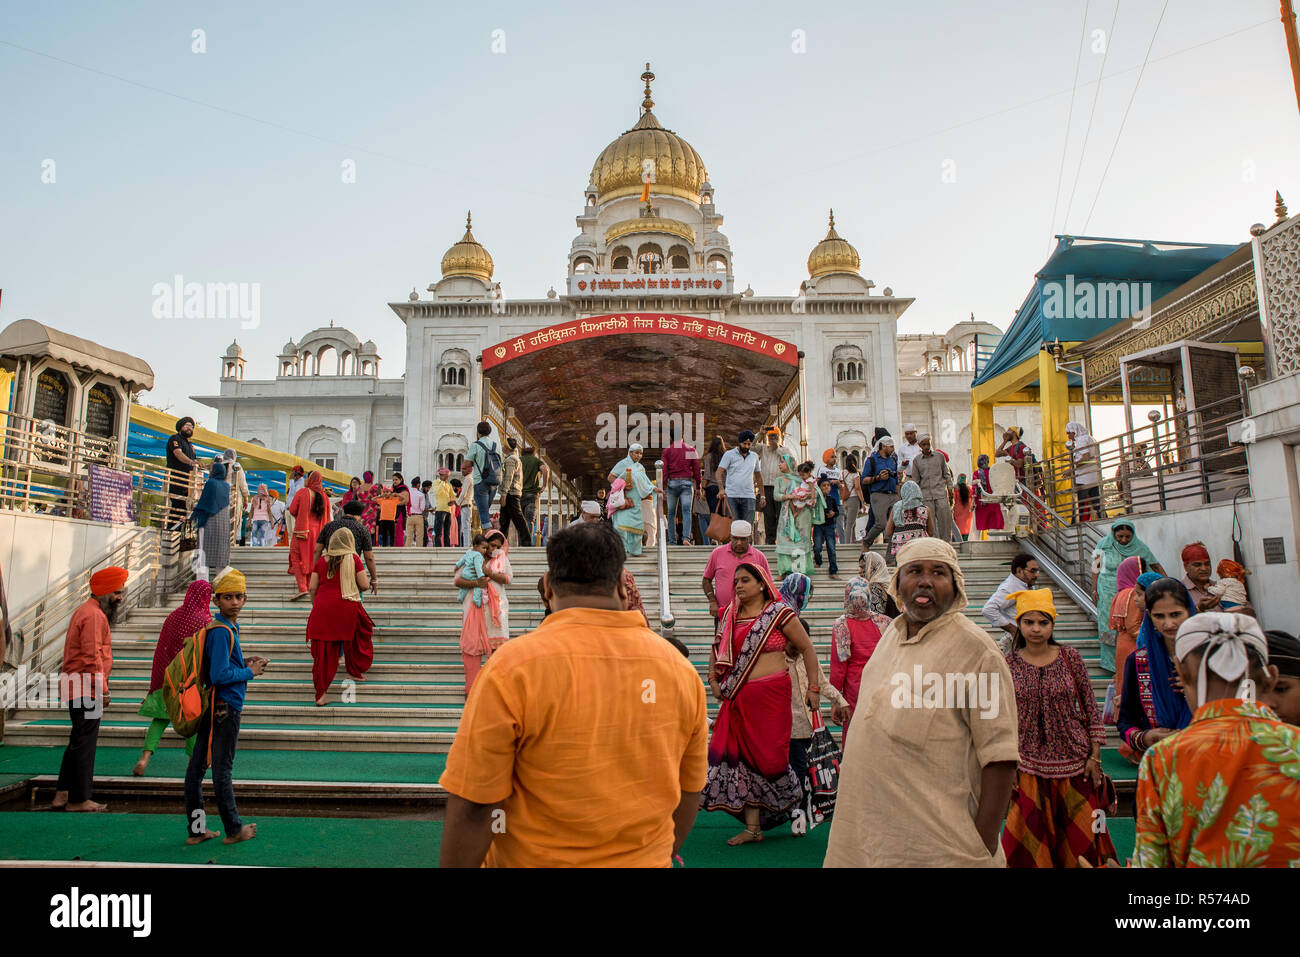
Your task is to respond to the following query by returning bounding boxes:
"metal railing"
[1015,480,1103,604]
[3,525,191,683]
[654,461,675,636]
[1,407,203,529]
[1025,394,1250,524]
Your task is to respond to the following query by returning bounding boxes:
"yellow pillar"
[1038,348,1070,510]
[0,368,13,460]
[971,400,995,474]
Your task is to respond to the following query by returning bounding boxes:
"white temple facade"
[195,67,999,485]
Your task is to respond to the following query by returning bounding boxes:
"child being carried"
[455,535,493,607]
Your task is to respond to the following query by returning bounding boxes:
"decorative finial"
[466,210,473,231]
[1276,191,1288,223]
[828,208,835,229]
[640,62,655,114]
[970,312,975,322]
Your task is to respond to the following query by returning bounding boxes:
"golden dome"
[590,64,708,204]
[807,209,861,278]
[440,211,494,282]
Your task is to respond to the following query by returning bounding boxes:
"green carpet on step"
[0,808,1135,867]
[0,745,447,785]
[0,811,438,867]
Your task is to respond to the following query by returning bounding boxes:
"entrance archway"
[482,313,800,485]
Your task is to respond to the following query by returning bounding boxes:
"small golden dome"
[590,64,708,204]
[807,209,861,278]
[440,211,494,282]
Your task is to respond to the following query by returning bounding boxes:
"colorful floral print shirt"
[1134,699,1300,867]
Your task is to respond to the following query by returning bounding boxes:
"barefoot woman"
[702,562,821,845]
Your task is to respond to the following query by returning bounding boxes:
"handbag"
[178,519,198,552]
[805,709,842,823]
[705,496,733,544]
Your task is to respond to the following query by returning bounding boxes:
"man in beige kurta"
[825,537,1019,867]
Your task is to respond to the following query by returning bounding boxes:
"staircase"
[3,540,1111,754]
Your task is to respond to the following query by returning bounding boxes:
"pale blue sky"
[2,0,1297,427]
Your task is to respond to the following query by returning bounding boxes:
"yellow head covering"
[211,567,246,595]
[325,527,361,602]
[1008,588,1056,621]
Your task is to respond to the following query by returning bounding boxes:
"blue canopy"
[126,419,347,497]
[973,236,1240,388]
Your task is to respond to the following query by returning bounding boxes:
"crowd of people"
[42,415,1293,866]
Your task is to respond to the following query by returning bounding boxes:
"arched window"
[636,243,663,275]
[457,369,466,386]
[573,256,594,274]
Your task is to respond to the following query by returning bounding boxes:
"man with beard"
[166,417,199,525]
[825,538,1019,866]
[52,566,128,812]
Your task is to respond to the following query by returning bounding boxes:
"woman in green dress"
[774,455,824,577]
[133,579,210,775]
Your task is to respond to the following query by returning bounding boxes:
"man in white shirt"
[897,424,923,479]
[981,552,1041,644]
[1065,421,1102,522]
[756,429,792,546]
[715,431,765,528]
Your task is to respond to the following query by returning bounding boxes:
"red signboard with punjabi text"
[481,314,798,371]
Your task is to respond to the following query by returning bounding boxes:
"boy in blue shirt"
[813,476,841,579]
[184,567,267,846]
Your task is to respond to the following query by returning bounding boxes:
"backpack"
[474,439,502,487]
[162,621,236,738]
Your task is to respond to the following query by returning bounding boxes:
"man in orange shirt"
[52,565,127,812]
[440,521,708,867]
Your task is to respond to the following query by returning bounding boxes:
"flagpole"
[1283,0,1300,115]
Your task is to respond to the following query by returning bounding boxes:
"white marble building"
[196,67,997,487]
[195,325,405,479]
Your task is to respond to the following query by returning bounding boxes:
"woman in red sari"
[288,471,329,599]
[350,470,380,539]
[703,562,822,846]
[306,527,374,705]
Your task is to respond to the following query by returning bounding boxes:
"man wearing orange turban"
[1180,541,1222,613]
[52,565,127,812]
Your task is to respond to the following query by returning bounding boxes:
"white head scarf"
[1175,612,1269,704]
[628,443,644,453]
[1065,421,1092,441]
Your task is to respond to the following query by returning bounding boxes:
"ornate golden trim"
[1085,270,1258,386]
[604,218,696,246]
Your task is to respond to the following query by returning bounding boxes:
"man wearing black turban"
[167,417,198,525]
